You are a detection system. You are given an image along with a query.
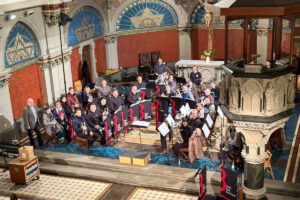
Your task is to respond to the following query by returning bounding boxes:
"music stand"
[175,76,187,84]
[131,121,150,151]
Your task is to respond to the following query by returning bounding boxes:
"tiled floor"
[0,172,111,200]
[127,188,197,200]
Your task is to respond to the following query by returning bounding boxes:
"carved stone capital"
[104,35,118,44]
[42,4,70,26]
[0,70,11,88]
[234,118,288,132]
[39,54,70,70]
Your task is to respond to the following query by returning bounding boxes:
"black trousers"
[172,142,188,158]
[160,129,173,150]
[27,122,44,147]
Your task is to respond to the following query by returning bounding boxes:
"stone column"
[104,35,119,69]
[256,19,270,64]
[0,70,14,131]
[178,28,192,60]
[39,63,54,105]
[62,54,73,90]
[90,42,98,81]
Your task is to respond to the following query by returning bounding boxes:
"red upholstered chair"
[69,120,89,152]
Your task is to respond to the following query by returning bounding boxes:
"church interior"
[0,0,300,199]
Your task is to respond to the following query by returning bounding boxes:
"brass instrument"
[81,121,88,135]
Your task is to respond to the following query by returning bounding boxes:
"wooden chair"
[264,150,275,180]
[179,147,189,162]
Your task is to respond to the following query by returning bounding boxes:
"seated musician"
[52,101,68,125]
[204,88,214,105]
[168,75,177,94]
[188,128,207,163]
[66,87,81,111]
[154,58,167,75]
[189,66,202,86]
[86,104,102,132]
[172,118,193,159]
[82,86,94,109]
[134,76,146,90]
[225,123,242,154]
[98,97,110,121]
[126,85,141,106]
[210,82,220,105]
[72,109,97,146]
[42,107,65,143]
[96,79,111,99]
[204,97,216,117]
[182,85,195,101]
[60,95,72,120]
[189,109,202,130]
[161,85,174,98]
[196,103,205,123]
[108,89,125,114]
[188,80,199,101]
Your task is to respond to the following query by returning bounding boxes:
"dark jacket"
[71,116,90,137]
[189,118,202,130]
[181,125,193,144]
[189,72,202,85]
[86,110,102,131]
[126,92,141,105]
[61,101,72,118]
[154,63,167,75]
[134,82,147,90]
[51,108,68,124]
[81,92,93,108]
[108,96,125,113]
[23,105,39,129]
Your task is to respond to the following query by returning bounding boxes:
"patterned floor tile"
[0,172,111,200]
[127,188,197,200]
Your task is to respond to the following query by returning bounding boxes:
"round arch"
[111,0,184,32]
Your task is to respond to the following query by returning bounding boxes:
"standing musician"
[189,65,202,86]
[134,76,147,90]
[108,89,125,114]
[168,75,177,94]
[126,85,141,106]
[154,58,167,75]
[172,118,193,159]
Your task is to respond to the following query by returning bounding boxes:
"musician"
[225,123,242,153]
[72,109,96,146]
[126,85,141,106]
[204,97,216,117]
[189,66,202,85]
[196,103,205,122]
[98,97,110,120]
[161,85,175,115]
[204,88,214,105]
[96,79,111,99]
[85,103,102,140]
[188,80,199,101]
[42,106,65,143]
[108,89,125,114]
[52,101,68,125]
[172,118,193,159]
[188,128,206,163]
[189,109,202,130]
[60,95,72,120]
[81,86,94,109]
[66,87,81,111]
[134,76,146,90]
[168,75,177,93]
[154,58,167,75]
[182,85,195,101]
[161,85,174,98]
[210,82,220,105]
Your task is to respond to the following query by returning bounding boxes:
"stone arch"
[275,77,287,108]
[266,128,285,150]
[67,6,105,46]
[4,21,41,67]
[112,0,181,32]
[241,79,263,113]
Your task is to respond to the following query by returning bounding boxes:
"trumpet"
[81,121,88,135]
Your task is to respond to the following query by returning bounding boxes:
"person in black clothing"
[134,76,147,90]
[60,95,72,119]
[189,109,202,130]
[154,58,167,75]
[72,109,96,146]
[189,66,202,85]
[172,118,193,159]
[98,97,110,120]
[126,85,141,106]
[85,104,102,133]
[81,86,94,109]
[108,89,125,113]
[210,82,220,105]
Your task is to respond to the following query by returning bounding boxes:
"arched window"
[68,6,104,46]
[116,0,178,31]
[5,21,40,67]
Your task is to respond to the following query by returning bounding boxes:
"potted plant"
[203,49,215,63]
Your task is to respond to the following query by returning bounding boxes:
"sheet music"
[180,105,188,117]
[158,122,170,136]
[202,124,210,138]
[206,114,213,128]
[166,114,176,128]
[185,103,191,115]
[131,121,150,128]
[217,106,224,118]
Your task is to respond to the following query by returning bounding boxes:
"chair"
[179,147,189,162]
[69,120,89,152]
[264,150,275,180]
[74,80,82,92]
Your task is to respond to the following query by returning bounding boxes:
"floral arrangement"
[203,49,215,57]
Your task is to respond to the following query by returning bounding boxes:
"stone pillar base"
[243,186,267,200]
